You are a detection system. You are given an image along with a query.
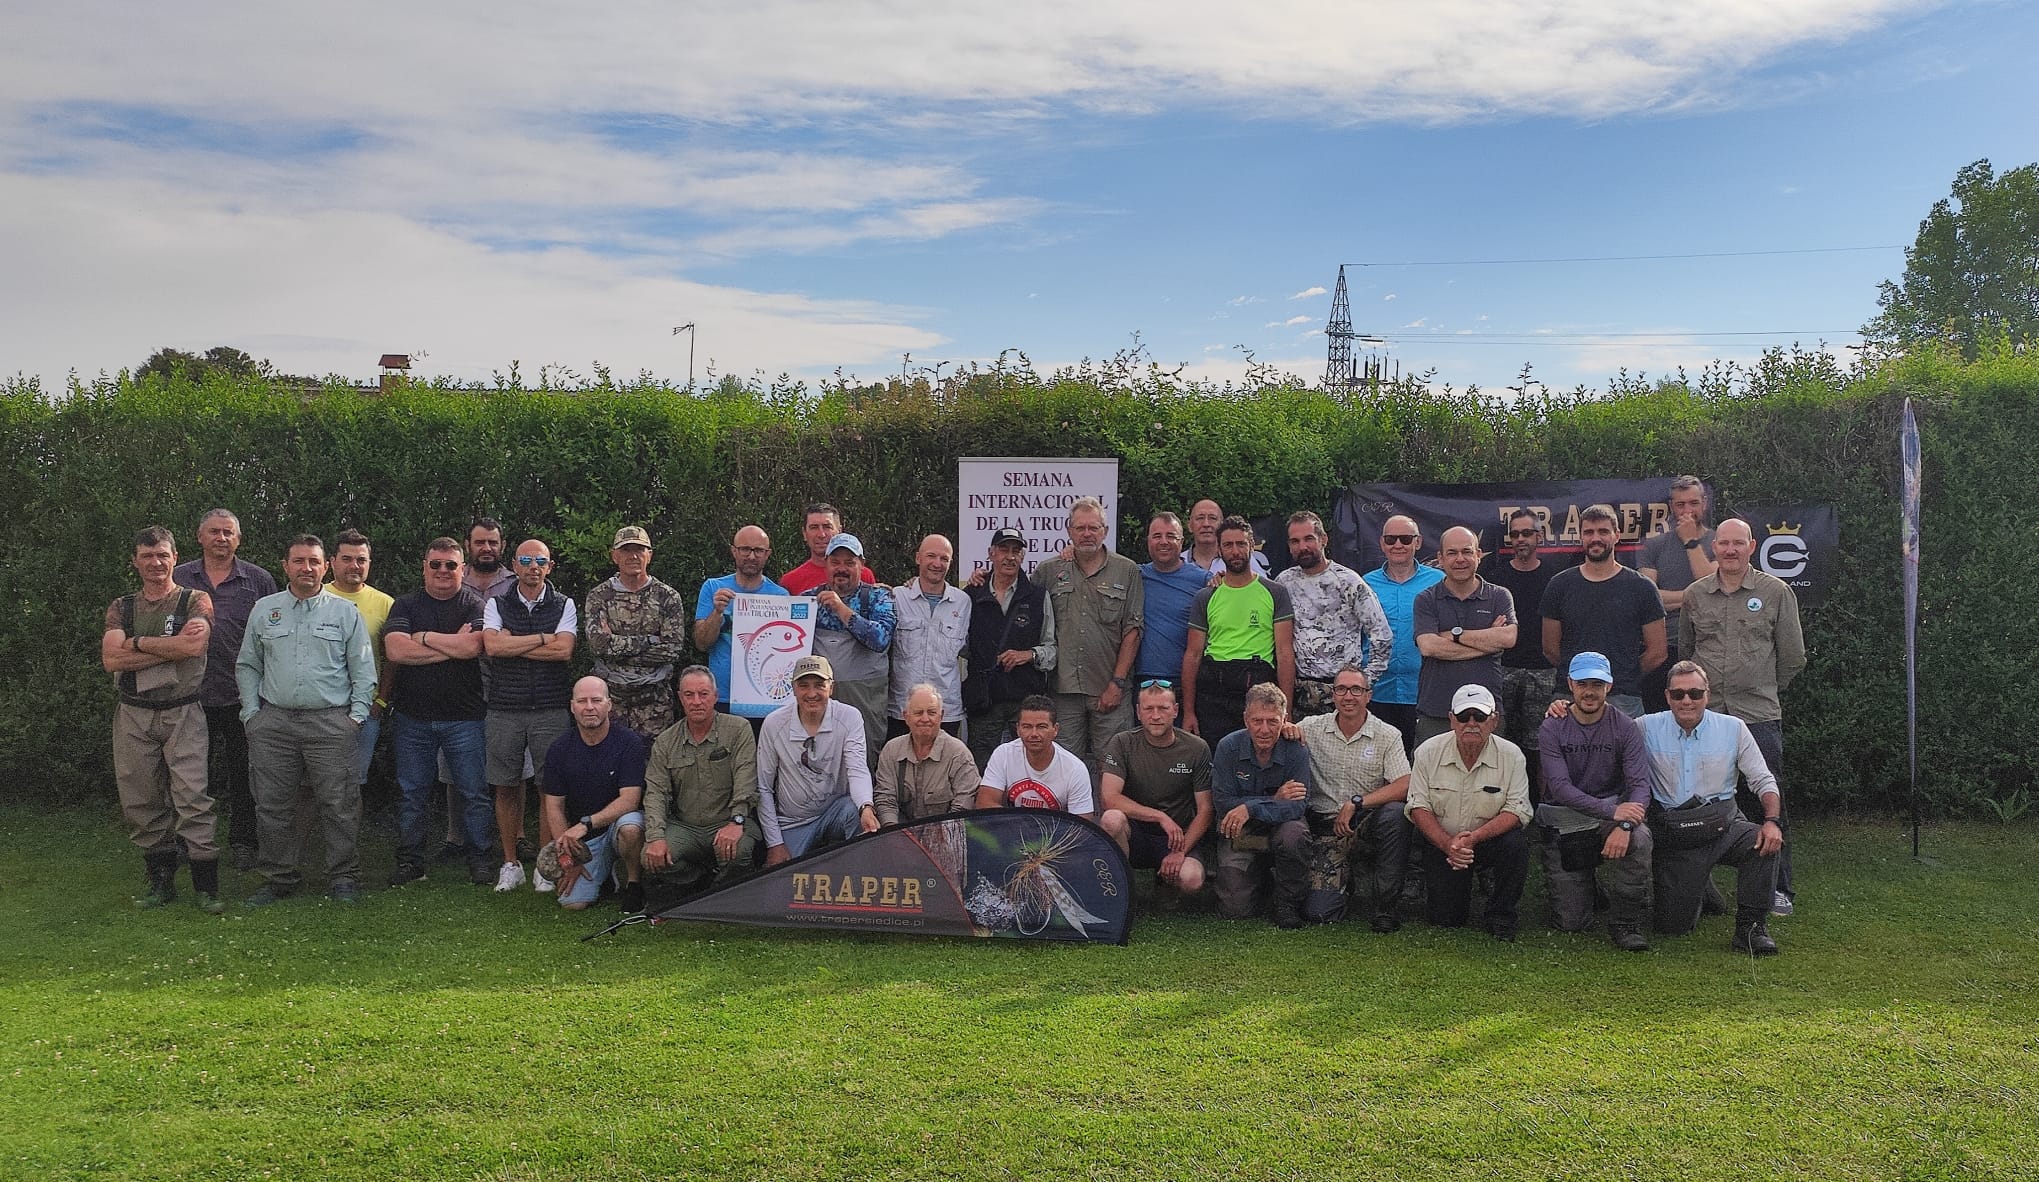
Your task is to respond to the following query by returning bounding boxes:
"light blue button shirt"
[235,589,378,723]
[1639,709,1778,807]
[1363,563,1445,705]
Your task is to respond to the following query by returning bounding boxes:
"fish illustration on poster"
[732,595,817,716]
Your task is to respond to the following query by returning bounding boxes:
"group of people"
[104,480,1805,953]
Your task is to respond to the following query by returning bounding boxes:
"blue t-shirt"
[543,725,648,823]
[1363,564,1445,705]
[695,574,788,716]
[1137,561,1213,679]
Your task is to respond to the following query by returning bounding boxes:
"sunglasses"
[515,555,552,567]
[799,735,819,774]
[1666,688,1708,701]
[1137,678,1172,689]
[426,559,461,571]
[1452,709,1493,723]
[1382,534,1418,546]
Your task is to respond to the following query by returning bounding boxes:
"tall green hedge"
[4,347,2031,814]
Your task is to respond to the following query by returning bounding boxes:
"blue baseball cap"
[825,532,864,557]
[1568,652,1614,683]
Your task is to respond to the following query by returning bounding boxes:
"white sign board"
[731,594,818,717]
[957,457,1121,576]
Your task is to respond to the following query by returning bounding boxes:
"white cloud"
[1282,315,1312,326]
[1402,318,1429,328]
[1383,293,1398,301]
[1290,285,1329,299]
[1228,295,1265,306]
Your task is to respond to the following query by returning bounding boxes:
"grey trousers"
[1213,820,1310,919]
[1053,690,1131,775]
[1539,805,1653,931]
[1652,818,1776,935]
[246,704,360,889]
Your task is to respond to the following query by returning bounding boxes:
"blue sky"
[2,1,2033,393]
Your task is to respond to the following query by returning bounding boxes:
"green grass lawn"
[3,808,2035,1181]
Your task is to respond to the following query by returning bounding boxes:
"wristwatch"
[729,813,747,828]
[1350,795,1366,810]
[1111,675,1132,690]
[1616,819,1636,832]
[1451,626,1464,643]
[1683,538,1702,550]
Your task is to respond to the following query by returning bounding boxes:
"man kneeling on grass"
[540,675,647,912]
[1098,680,1213,898]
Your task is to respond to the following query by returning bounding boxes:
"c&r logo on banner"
[1758,522,1808,580]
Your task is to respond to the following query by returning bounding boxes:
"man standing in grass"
[692,524,787,723]
[1679,517,1805,916]
[585,525,691,741]
[1133,511,1206,703]
[481,538,578,892]
[887,534,971,742]
[1181,516,1294,742]
[1411,525,1515,746]
[103,526,220,912]
[323,529,393,790]
[1363,514,1443,757]
[1278,510,1392,720]
[1541,504,1666,718]
[542,675,648,913]
[1406,684,1531,941]
[236,534,377,906]
[382,538,492,890]
[1537,652,1654,952]
[759,655,881,865]
[1034,497,1144,773]
[1098,680,1212,897]
[962,528,1055,770]
[174,507,276,871]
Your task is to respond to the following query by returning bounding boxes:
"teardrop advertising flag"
[656,809,1132,944]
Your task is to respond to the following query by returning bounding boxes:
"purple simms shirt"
[1537,709,1652,819]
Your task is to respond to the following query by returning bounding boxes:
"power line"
[1343,245,1902,267]
[1384,329,1853,342]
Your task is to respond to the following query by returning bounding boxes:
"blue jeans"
[392,712,490,868]
[558,810,645,908]
[778,794,862,859]
[354,714,380,786]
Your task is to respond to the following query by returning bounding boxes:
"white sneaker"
[1770,890,1795,916]
[494,861,526,893]
[532,869,555,894]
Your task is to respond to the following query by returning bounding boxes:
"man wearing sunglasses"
[1640,662,1785,955]
[759,655,880,866]
[1484,509,1562,798]
[481,539,578,893]
[1405,684,1531,941]
[1363,515,1443,758]
[383,538,492,889]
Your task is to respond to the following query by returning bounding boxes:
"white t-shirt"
[981,740,1095,815]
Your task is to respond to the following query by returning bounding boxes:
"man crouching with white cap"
[1404,683,1532,941]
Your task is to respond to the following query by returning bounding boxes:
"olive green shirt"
[643,712,759,832]
[1677,568,1805,725]
[872,731,980,825]
[1033,552,1144,697]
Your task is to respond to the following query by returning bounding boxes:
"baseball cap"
[1450,684,1497,716]
[612,525,652,549]
[1568,651,1614,683]
[791,654,834,682]
[989,527,1026,548]
[825,532,864,557]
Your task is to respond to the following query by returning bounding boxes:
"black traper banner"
[1333,481,1838,606]
[657,809,1132,944]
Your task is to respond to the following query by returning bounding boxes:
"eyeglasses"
[1506,529,1540,539]
[426,560,461,571]
[1666,688,1708,701]
[1382,534,1418,546]
[734,546,769,555]
[1452,709,1492,723]
[515,555,551,567]
[1332,684,1369,696]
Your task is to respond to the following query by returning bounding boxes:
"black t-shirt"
[544,725,648,822]
[1539,566,1666,695]
[1484,558,1561,669]
[386,587,486,720]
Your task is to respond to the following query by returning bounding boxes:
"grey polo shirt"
[1411,578,1514,718]
[756,699,874,846]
